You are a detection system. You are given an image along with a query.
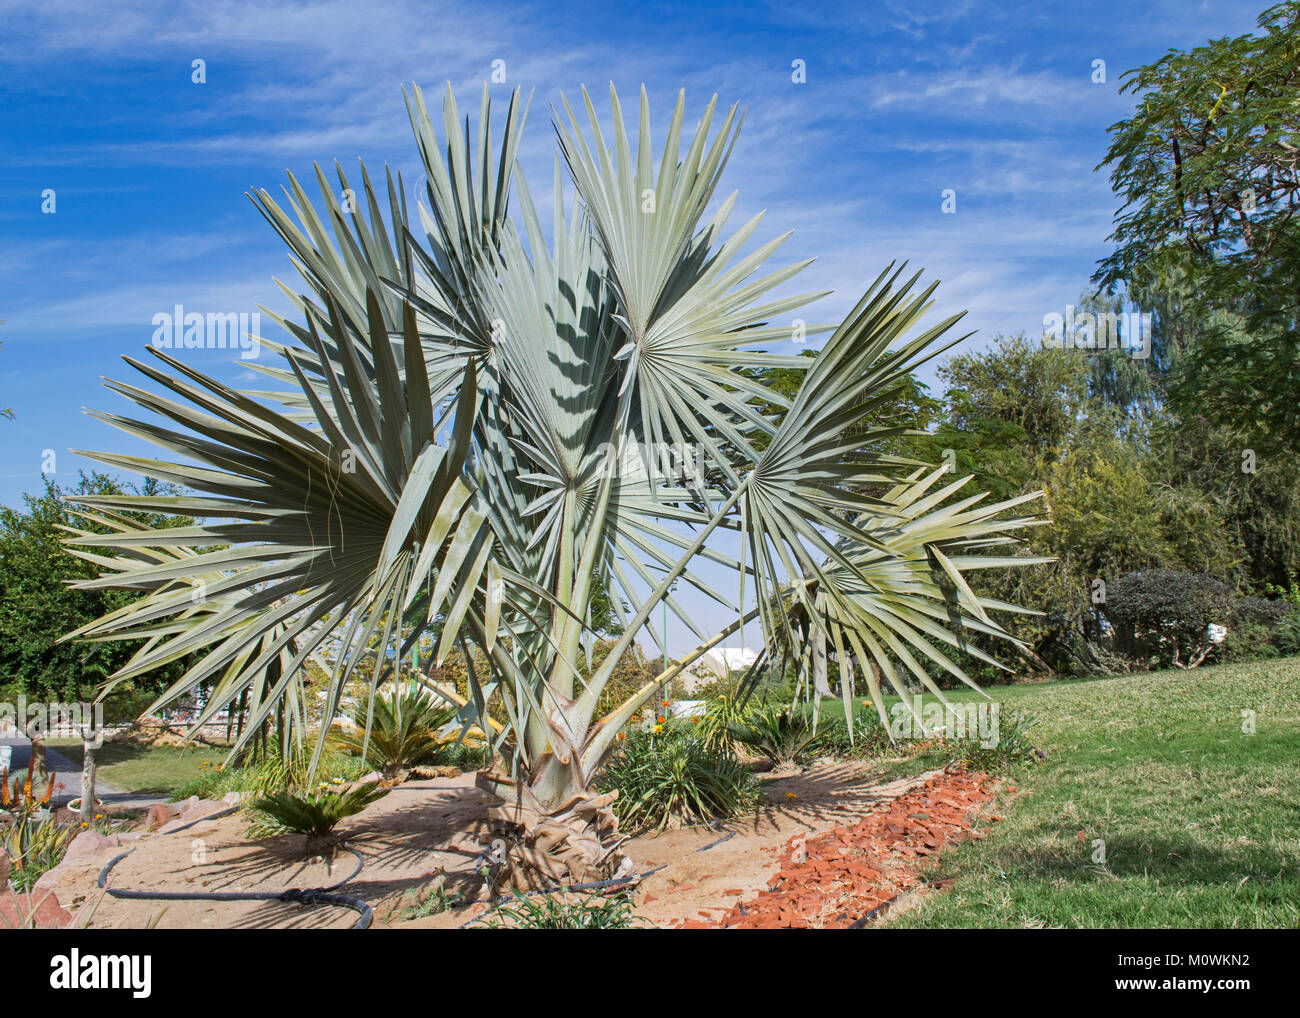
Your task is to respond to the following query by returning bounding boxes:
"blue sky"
[0,0,1265,651]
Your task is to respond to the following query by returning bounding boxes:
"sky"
[0,0,1267,653]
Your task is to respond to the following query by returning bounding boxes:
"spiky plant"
[62,83,1048,889]
[332,685,458,777]
[250,782,389,854]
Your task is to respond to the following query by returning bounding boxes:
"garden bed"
[39,756,988,929]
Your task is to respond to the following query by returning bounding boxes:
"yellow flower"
[653,725,664,734]
[785,792,797,800]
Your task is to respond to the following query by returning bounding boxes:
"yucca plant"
[332,685,458,777]
[598,724,759,831]
[62,83,1048,889]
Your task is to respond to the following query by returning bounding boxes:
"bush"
[331,686,458,778]
[1219,622,1282,663]
[693,694,748,754]
[817,703,892,758]
[1276,613,1300,656]
[946,710,1043,774]
[250,781,388,851]
[2,813,78,892]
[1104,570,1234,667]
[598,725,759,832]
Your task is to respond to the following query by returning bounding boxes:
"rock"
[0,888,72,929]
[144,803,181,830]
[221,791,247,806]
[0,848,9,891]
[178,798,227,822]
[62,829,121,865]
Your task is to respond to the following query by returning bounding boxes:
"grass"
[850,656,1300,928]
[46,739,231,796]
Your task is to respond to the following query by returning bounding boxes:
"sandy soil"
[48,758,963,929]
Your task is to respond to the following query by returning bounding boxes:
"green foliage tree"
[1095,1,1300,451]
[0,472,191,704]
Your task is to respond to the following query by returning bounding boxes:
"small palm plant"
[63,83,1048,889]
[251,782,388,855]
[728,704,823,768]
[332,685,458,778]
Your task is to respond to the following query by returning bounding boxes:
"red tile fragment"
[692,770,998,930]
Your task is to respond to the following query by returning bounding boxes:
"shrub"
[817,703,893,758]
[249,781,388,852]
[1275,613,1300,656]
[598,725,760,832]
[475,889,641,929]
[946,710,1043,774]
[694,694,748,754]
[1218,621,1281,663]
[332,686,458,777]
[1103,570,1235,668]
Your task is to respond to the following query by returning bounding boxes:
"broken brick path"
[678,770,1000,928]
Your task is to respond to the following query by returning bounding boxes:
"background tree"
[1095,1,1300,451]
[0,472,192,707]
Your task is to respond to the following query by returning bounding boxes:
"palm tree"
[62,84,1048,888]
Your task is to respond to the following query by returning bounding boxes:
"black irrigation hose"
[847,896,897,929]
[695,830,736,853]
[95,811,374,929]
[159,804,241,834]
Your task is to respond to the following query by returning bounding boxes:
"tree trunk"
[475,750,627,894]
[79,727,97,826]
[24,720,47,785]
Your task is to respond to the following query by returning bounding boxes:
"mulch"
[677,769,1002,928]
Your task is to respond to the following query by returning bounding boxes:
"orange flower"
[661,700,670,708]
[616,732,626,741]
[657,715,666,724]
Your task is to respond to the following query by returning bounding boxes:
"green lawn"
[854,656,1300,928]
[48,739,230,796]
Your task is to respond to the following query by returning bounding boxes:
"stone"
[0,888,71,929]
[62,829,120,864]
[177,798,226,822]
[144,803,181,830]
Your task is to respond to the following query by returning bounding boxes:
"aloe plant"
[62,83,1048,888]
